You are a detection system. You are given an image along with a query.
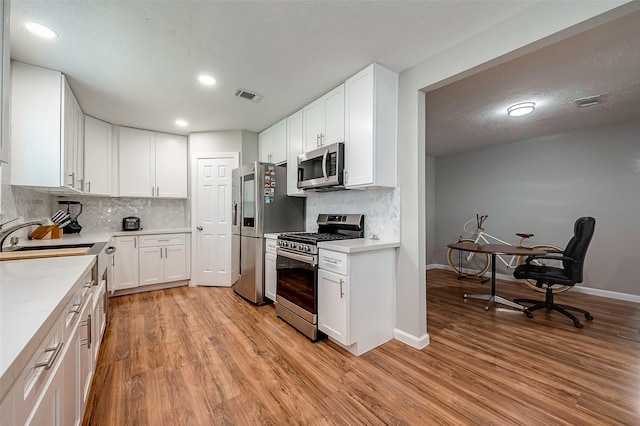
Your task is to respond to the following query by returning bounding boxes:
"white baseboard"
[394,328,430,350]
[426,263,640,304]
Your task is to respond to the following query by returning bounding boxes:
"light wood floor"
[83,269,640,425]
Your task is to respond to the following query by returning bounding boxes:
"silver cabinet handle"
[81,314,92,349]
[323,257,338,264]
[197,226,203,231]
[165,247,168,258]
[160,247,163,258]
[316,134,320,148]
[69,302,82,314]
[339,278,344,298]
[156,186,159,197]
[34,342,64,370]
[151,186,155,197]
[69,172,75,187]
[343,169,348,185]
[86,181,91,193]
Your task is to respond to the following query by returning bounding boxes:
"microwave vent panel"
[574,95,601,107]
[233,88,263,103]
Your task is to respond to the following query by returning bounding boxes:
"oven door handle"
[277,248,317,266]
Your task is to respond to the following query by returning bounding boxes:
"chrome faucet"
[0,220,45,252]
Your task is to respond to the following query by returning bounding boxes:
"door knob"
[197,226,203,231]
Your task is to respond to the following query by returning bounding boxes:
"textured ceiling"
[9,0,535,136]
[426,9,640,157]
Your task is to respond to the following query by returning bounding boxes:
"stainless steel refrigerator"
[232,162,304,304]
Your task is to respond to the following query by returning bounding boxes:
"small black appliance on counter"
[122,217,141,231]
[58,200,83,234]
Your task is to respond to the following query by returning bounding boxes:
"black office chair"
[513,217,595,328]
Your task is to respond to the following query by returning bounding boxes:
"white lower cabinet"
[139,234,188,285]
[264,236,277,302]
[318,247,396,355]
[318,269,349,344]
[10,263,97,426]
[112,233,190,292]
[112,235,139,291]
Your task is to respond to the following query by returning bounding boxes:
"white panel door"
[195,156,237,286]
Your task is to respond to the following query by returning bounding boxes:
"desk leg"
[464,254,525,311]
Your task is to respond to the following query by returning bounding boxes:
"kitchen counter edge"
[317,238,400,254]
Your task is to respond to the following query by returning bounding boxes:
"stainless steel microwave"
[297,142,344,190]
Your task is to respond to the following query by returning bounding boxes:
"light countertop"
[318,238,400,254]
[0,255,96,400]
[12,228,191,249]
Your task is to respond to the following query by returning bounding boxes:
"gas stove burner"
[278,232,354,244]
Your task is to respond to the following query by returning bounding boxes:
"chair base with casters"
[514,285,593,328]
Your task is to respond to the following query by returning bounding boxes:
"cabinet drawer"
[319,249,348,276]
[63,269,94,339]
[139,233,186,247]
[265,238,277,254]
[19,317,64,418]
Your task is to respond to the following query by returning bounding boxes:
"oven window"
[276,255,316,314]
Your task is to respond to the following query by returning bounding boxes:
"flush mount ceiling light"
[197,75,216,86]
[507,102,535,117]
[175,119,188,127]
[25,22,58,39]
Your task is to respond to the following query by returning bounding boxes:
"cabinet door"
[0,1,8,164]
[323,84,345,146]
[258,127,274,163]
[271,118,287,164]
[286,110,305,196]
[155,132,187,198]
[118,127,154,197]
[113,236,139,290]
[84,116,112,195]
[264,252,277,302]
[345,67,375,187]
[139,246,164,285]
[74,99,85,191]
[63,79,76,190]
[24,360,65,426]
[164,244,188,282]
[318,269,349,345]
[78,296,93,415]
[302,98,323,152]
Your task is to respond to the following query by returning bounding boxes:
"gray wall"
[431,121,640,296]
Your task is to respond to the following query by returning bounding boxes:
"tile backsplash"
[49,196,189,233]
[305,187,400,241]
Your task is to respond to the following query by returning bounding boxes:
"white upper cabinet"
[11,62,84,193]
[154,132,188,198]
[83,115,113,196]
[258,126,273,163]
[286,109,305,196]
[0,1,10,164]
[302,84,344,152]
[118,127,187,198]
[344,63,398,189]
[259,118,287,164]
[118,127,154,197]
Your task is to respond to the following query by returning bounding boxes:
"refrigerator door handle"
[233,202,238,226]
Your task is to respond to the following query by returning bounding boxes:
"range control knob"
[304,245,311,252]
[290,243,297,249]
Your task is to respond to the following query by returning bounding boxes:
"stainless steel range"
[275,214,364,340]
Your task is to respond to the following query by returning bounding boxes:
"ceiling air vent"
[233,88,263,103]
[574,95,600,107]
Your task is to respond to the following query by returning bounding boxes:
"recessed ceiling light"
[175,119,188,127]
[25,22,58,39]
[197,75,216,86]
[507,102,535,117]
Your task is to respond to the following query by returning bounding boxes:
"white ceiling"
[9,0,534,136]
[9,1,639,157]
[426,9,640,157]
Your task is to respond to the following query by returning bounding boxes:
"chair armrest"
[525,254,577,264]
